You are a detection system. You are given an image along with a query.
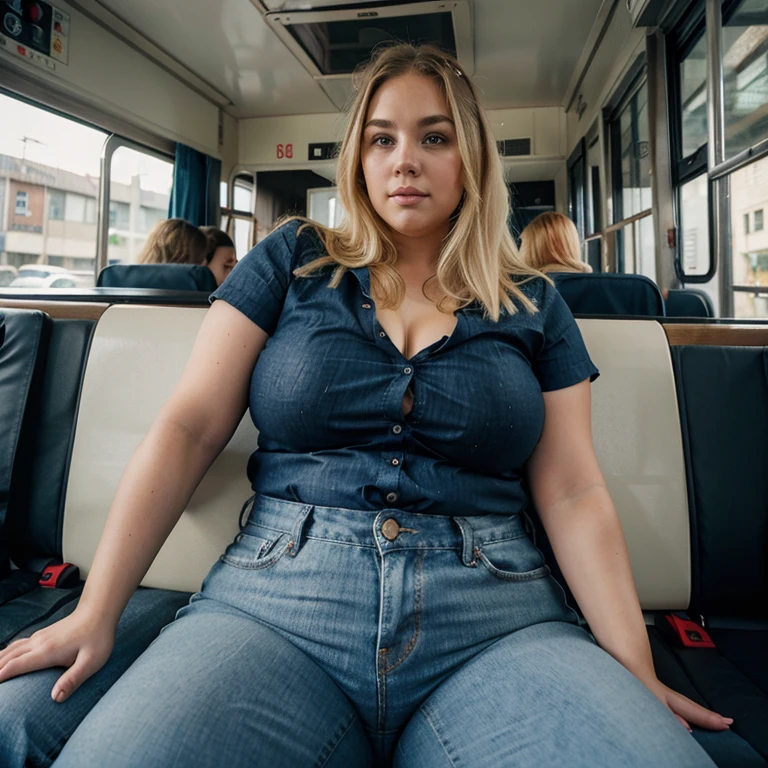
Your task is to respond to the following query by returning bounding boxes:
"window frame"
[96,134,175,275]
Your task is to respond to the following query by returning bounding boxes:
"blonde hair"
[137,218,209,266]
[292,43,542,319]
[519,212,590,275]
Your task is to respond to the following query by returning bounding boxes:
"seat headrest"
[552,273,665,317]
[665,289,715,318]
[97,264,217,292]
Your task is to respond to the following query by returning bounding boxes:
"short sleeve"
[209,220,301,336]
[533,279,600,392]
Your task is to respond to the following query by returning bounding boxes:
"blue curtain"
[167,144,222,226]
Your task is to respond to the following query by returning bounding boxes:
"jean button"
[392,424,403,435]
[381,518,400,541]
[403,367,412,375]
[386,491,398,504]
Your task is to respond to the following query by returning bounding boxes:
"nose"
[393,139,420,177]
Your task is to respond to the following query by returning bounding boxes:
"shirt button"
[403,367,412,375]
[392,424,403,435]
[362,303,372,309]
[386,492,398,504]
[379,331,386,338]
[391,458,400,466]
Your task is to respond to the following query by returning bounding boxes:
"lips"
[390,186,428,206]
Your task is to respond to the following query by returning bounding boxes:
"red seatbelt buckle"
[664,613,715,649]
[39,563,80,589]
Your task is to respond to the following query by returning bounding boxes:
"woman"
[137,218,209,266]
[200,226,238,286]
[520,211,592,274]
[0,45,728,767]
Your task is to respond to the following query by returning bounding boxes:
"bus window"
[107,144,173,266]
[680,35,708,160]
[729,154,768,318]
[0,92,106,289]
[722,0,768,160]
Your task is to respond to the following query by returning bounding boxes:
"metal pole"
[706,0,733,316]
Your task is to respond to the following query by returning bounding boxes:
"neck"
[389,225,449,274]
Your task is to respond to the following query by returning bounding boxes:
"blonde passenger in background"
[137,218,209,267]
[519,211,592,274]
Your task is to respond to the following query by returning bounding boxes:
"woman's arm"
[0,300,267,701]
[526,380,732,732]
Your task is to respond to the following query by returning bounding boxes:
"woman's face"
[360,73,464,244]
[207,245,237,286]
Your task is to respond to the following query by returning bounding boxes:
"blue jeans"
[10,495,716,767]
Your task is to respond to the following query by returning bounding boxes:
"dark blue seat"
[665,289,715,318]
[552,272,665,317]
[97,264,217,292]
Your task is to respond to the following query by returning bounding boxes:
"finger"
[52,652,96,703]
[673,712,692,732]
[0,649,52,684]
[0,637,31,662]
[669,692,733,731]
[0,645,34,681]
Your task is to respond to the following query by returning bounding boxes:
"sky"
[1,93,173,194]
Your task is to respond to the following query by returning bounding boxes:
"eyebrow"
[364,114,455,130]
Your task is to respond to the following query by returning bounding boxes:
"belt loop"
[453,517,477,567]
[238,494,257,530]
[288,504,313,557]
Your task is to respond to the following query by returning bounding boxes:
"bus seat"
[0,309,189,651]
[0,309,51,590]
[560,320,690,608]
[665,289,715,318]
[63,305,258,593]
[97,264,217,292]
[552,273,665,317]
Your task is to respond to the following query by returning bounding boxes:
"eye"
[424,133,447,145]
[372,135,394,146]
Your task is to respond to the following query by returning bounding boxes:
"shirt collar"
[349,266,372,299]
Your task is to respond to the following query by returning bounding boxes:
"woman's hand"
[645,677,734,732]
[0,609,115,703]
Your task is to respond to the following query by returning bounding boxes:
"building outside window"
[15,190,29,215]
[755,209,764,231]
[49,190,65,220]
[745,212,750,234]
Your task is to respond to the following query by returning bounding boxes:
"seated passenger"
[519,211,592,274]
[200,227,237,286]
[137,218,209,267]
[0,43,729,768]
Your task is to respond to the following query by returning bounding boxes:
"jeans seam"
[421,704,460,767]
[313,710,359,768]
[382,552,424,674]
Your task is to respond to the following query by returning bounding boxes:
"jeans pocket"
[475,534,550,582]
[220,525,291,571]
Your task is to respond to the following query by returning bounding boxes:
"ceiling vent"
[264,1,473,109]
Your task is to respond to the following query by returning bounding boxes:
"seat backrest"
[63,306,256,592]
[665,289,715,318]
[8,318,96,573]
[97,264,217,292]
[576,319,690,609]
[0,309,50,580]
[672,345,768,619]
[63,308,692,606]
[553,273,665,317]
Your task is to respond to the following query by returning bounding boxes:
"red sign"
[276,143,293,159]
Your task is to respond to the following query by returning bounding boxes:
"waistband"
[243,493,530,566]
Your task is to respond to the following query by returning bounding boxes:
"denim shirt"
[211,220,599,516]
